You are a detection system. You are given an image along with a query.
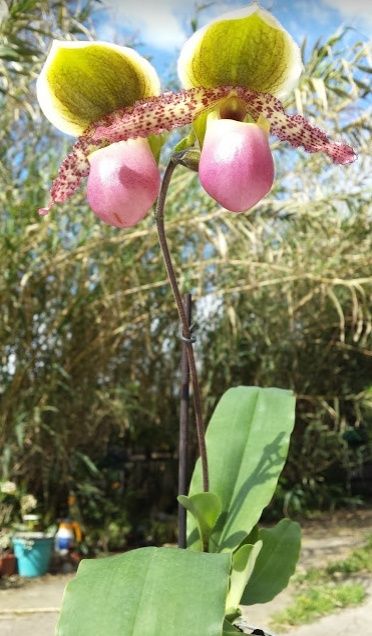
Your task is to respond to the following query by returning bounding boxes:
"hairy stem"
[155,157,209,492]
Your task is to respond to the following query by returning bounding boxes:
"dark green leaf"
[241,519,301,605]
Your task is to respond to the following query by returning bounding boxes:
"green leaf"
[226,541,263,613]
[0,45,21,61]
[356,64,372,74]
[223,619,242,634]
[173,131,195,152]
[178,492,222,550]
[57,547,231,636]
[241,519,301,605]
[147,134,165,162]
[188,387,296,552]
[244,525,259,546]
[75,451,100,476]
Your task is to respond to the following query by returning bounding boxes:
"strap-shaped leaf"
[178,492,222,551]
[188,387,296,551]
[56,547,231,636]
[241,518,301,605]
[226,541,262,614]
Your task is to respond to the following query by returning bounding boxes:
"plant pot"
[0,552,17,576]
[12,533,54,577]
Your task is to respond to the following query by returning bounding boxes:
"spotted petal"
[177,5,303,99]
[39,87,356,216]
[37,40,160,136]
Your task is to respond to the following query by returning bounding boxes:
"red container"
[0,552,17,576]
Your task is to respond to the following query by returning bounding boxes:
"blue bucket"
[13,534,54,577]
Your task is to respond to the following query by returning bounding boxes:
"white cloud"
[321,0,372,29]
[100,0,372,54]
[102,0,188,50]
[100,0,248,50]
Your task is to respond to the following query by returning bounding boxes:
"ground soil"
[1,508,371,636]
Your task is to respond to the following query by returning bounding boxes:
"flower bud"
[175,148,200,172]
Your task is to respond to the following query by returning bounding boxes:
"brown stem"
[155,157,209,492]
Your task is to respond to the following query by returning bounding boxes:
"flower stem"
[155,157,209,493]
[178,292,191,549]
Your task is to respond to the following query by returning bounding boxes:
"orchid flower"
[37,6,356,225]
[37,40,162,227]
[177,5,299,212]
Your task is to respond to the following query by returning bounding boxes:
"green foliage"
[0,3,371,537]
[226,542,262,615]
[177,389,299,628]
[57,547,231,636]
[272,582,365,628]
[0,480,37,529]
[57,384,298,633]
[242,519,301,605]
[188,387,296,551]
[178,492,222,551]
[326,534,372,575]
[273,534,372,628]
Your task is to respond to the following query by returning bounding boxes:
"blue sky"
[94,0,371,79]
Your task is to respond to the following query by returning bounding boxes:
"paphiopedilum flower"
[37,40,162,227]
[176,4,350,211]
[38,7,356,224]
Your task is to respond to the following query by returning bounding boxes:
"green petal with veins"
[178,6,302,99]
[37,40,160,136]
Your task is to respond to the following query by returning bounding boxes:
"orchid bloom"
[37,40,162,227]
[37,6,356,225]
[177,5,300,212]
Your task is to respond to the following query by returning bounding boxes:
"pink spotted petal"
[199,120,275,212]
[86,139,160,228]
[38,87,356,216]
[232,87,357,165]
